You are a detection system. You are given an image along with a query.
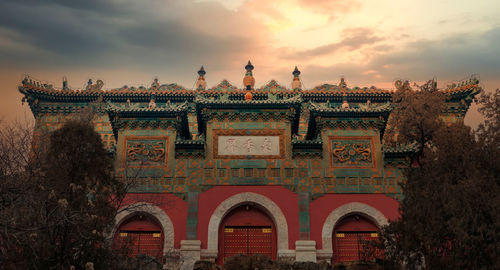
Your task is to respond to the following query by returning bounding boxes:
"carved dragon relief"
[126,140,166,165]
[331,140,373,167]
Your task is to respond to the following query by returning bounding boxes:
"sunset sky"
[1,0,499,127]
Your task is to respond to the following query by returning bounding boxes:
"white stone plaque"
[218,136,280,156]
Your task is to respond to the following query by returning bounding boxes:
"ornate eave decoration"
[306,102,392,140]
[303,83,393,103]
[174,137,206,158]
[382,143,417,168]
[18,81,195,104]
[292,136,323,158]
[442,77,481,102]
[194,94,303,136]
[106,102,191,139]
[382,143,418,157]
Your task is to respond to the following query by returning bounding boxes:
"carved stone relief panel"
[124,136,168,167]
[329,137,375,168]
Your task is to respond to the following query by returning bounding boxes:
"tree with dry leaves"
[370,84,500,269]
[0,116,140,269]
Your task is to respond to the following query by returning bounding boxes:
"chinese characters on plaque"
[218,136,280,156]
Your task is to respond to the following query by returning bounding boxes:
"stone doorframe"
[203,192,293,260]
[317,202,388,260]
[113,202,175,255]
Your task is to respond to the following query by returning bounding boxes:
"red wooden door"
[223,226,273,261]
[117,230,163,260]
[218,205,276,264]
[333,232,378,262]
[333,215,380,263]
[114,215,164,261]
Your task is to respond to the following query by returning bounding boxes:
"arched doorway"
[217,204,277,264]
[333,214,379,263]
[113,213,164,261]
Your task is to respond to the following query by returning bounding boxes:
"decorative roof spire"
[245,60,254,72]
[86,79,93,91]
[292,66,302,90]
[151,77,160,90]
[198,65,206,77]
[339,77,347,89]
[243,60,255,90]
[62,76,68,90]
[195,66,207,90]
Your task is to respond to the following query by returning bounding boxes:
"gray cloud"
[295,26,500,89]
[290,27,384,58]
[0,0,264,78]
[1,0,499,92]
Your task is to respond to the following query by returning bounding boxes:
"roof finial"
[292,66,302,90]
[62,76,68,90]
[151,77,160,90]
[198,66,206,77]
[339,77,347,89]
[243,60,255,90]
[85,79,93,91]
[245,60,254,72]
[195,66,207,90]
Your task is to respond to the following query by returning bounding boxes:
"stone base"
[200,249,217,262]
[180,240,201,270]
[316,249,333,262]
[295,240,317,262]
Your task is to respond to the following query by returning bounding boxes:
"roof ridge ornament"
[339,77,347,90]
[195,66,207,90]
[243,60,255,90]
[85,79,104,91]
[62,76,68,90]
[151,78,160,90]
[292,66,302,90]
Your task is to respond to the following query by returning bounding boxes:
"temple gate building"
[19,62,479,269]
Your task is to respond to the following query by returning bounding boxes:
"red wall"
[309,194,399,249]
[198,186,299,249]
[121,193,187,249]
[121,191,399,251]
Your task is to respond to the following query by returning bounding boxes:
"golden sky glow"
[0,0,499,127]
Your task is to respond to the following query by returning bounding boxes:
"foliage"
[193,260,221,270]
[222,254,331,270]
[387,79,446,165]
[0,119,132,269]
[372,86,500,269]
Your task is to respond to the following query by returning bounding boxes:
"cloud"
[369,27,500,81]
[0,0,499,93]
[297,0,361,15]
[0,0,269,77]
[290,26,500,90]
[287,27,384,58]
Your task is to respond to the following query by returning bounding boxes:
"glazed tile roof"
[106,101,188,114]
[441,77,481,101]
[18,76,480,104]
[383,143,418,157]
[194,93,302,108]
[308,101,393,115]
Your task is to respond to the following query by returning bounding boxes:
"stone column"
[296,192,316,262]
